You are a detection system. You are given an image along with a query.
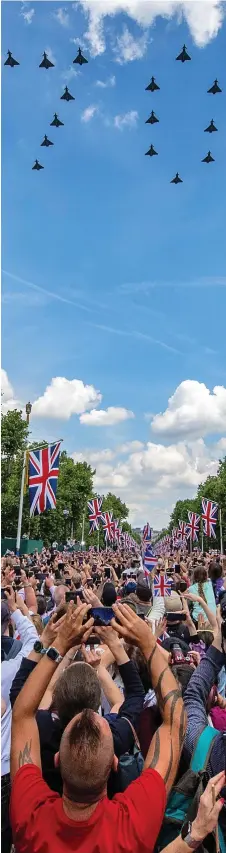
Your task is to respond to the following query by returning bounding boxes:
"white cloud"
[114,110,138,130]
[62,66,80,83]
[1,369,23,414]
[80,406,135,426]
[95,75,116,88]
[113,25,148,63]
[117,441,144,453]
[20,2,35,25]
[151,380,226,439]
[32,377,102,420]
[72,448,116,464]
[81,104,99,123]
[77,1,225,56]
[54,6,69,27]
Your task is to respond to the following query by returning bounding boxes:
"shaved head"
[59,709,114,803]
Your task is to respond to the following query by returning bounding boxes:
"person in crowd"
[1,589,38,853]
[209,561,226,604]
[10,602,186,853]
[188,566,216,622]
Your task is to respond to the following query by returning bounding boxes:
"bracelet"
[24,583,32,588]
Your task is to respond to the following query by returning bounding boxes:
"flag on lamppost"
[186,512,200,542]
[87,496,103,534]
[28,442,61,517]
[201,498,218,538]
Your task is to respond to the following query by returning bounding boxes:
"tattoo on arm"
[164,739,173,785]
[18,740,34,768]
[149,730,160,770]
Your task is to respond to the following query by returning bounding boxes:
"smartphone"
[65,591,78,603]
[1,588,8,600]
[104,567,111,579]
[14,566,21,577]
[58,561,64,570]
[90,607,114,626]
[86,579,93,588]
[166,611,187,623]
[65,578,72,587]
[28,571,34,578]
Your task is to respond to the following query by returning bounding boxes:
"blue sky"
[2,1,226,528]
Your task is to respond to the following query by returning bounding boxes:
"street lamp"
[63,508,69,543]
[25,401,32,425]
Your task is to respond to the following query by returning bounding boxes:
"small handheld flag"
[153,573,172,597]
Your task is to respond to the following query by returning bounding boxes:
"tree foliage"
[169,457,226,550]
[1,409,131,547]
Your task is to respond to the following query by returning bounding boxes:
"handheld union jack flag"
[29,442,61,517]
[143,522,151,542]
[143,544,157,574]
[88,496,103,534]
[101,511,114,542]
[202,498,218,538]
[186,512,200,542]
[153,573,172,597]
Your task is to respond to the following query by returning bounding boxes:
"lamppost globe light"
[25,402,32,416]
[63,509,69,518]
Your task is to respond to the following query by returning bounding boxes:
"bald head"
[60,709,114,803]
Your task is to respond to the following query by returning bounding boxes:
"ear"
[112,754,118,773]
[54,751,59,768]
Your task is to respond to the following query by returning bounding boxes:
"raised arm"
[10,603,94,781]
[183,591,217,629]
[112,604,186,795]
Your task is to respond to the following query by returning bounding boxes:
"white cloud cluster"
[80,406,134,426]
[32,377,102,420]
[54,6,69,27]
[151,380,226,439]
[78,0,225,56]
[20,2,35,25]
[81,104,99,122]
[1,369,22,414]
[95,75,116,88]
[114,109,138,130]
[113,25,148,63]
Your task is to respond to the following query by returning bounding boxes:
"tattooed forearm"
[149,730,160,770]
[164,739,173,785]
[18,740,33,768]
[148,645,157,667]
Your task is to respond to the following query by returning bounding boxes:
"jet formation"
[144,46,222,183]
[4,45,223,180]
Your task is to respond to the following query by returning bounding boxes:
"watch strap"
[46,646,63,663]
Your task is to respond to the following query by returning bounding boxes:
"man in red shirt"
[10,601,186,853]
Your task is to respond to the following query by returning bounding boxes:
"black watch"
[46,646,63,664]
[181,821,202,849]
[33,640,45,655]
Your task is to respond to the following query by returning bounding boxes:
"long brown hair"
[193,566,208,604]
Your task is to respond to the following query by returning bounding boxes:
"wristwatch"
[33,640,46,655]
[181,821,202,849]
[46,646,63,664]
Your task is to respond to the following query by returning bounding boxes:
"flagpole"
[81,511,85,551]
[97,526,100,553]
[190,536,192,554]
[16,452,27,555]
[201,517,204,553]
[219,507,223,554]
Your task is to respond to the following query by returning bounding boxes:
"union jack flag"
[178,520,187,541]
[202,498,218,538]
[143,544,157,574]
[101,511,114,541]
[153,573,172,597]
[115,523,122,544]
[29,442,61,517]
[143,522,151,541]
[88,496,103,534]
[186,512,200,542]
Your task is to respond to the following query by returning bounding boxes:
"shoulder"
[10,765,58,827]
[111,770,166,848]
[115,768,166,808]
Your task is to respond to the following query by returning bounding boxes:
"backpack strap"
[191,726,219,773]
[121,716,141,750]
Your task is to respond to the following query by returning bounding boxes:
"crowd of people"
[1,544,226,853]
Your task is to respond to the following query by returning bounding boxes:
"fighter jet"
[145,76,160,92]
[204,119,218,133]
[202,151,215,163]
[145,144,158,157]
[176,44,191,62]
[41,135,54,147]
[145,110,159,125]
[50,113,64,127]
[39,51,54,69]
[73,47,88,65]
[171,172,183,184]
[207,79,222,95]
[4,50,19,67]
[60,86,75,102]
[32,160,44,171]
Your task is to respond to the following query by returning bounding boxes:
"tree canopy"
[169,457,226,549]
[1,409,137,547]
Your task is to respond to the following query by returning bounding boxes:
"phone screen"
[90,607,114,626]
